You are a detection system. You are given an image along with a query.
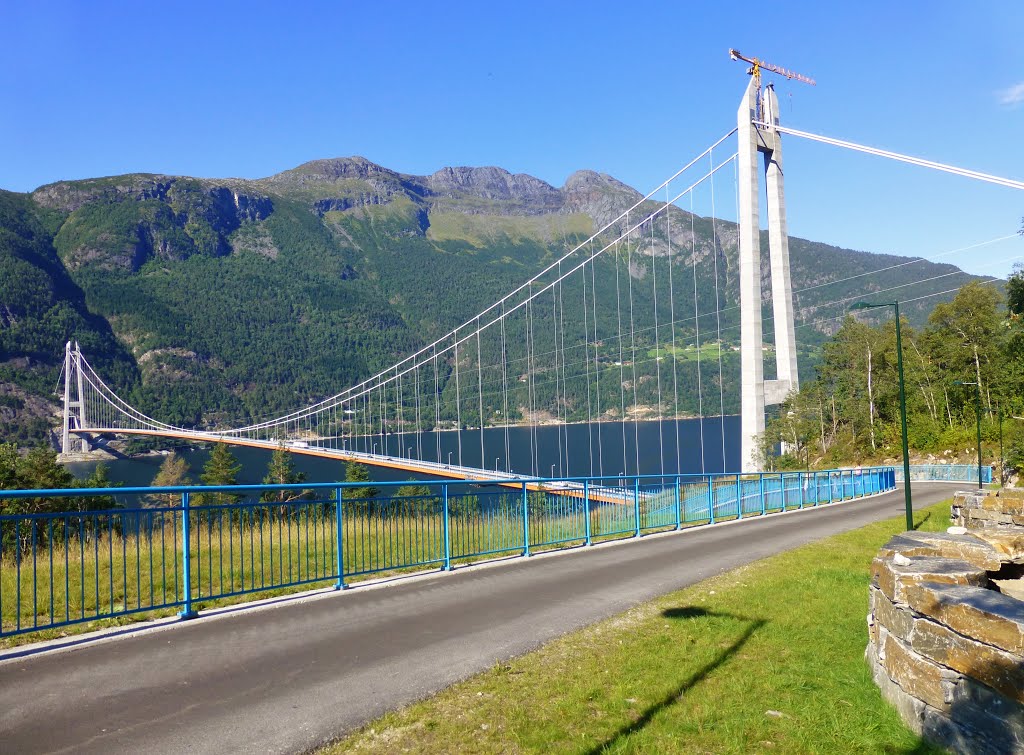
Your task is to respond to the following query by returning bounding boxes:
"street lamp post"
[447,451,453,467]
[850,300,914,530]
[495,457,500,472]
[953,380,984,490]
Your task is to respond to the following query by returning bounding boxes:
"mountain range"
[0,157,986,447]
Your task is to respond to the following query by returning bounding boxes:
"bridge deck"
[72,428,637,504]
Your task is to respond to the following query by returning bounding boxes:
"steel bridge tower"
[737,78,799,471]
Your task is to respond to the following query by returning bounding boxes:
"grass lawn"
[326,500,953,754]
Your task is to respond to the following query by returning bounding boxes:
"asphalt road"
[0,483,961,754]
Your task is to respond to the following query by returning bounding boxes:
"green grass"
[324,500,953,754]
[646,342,741,362]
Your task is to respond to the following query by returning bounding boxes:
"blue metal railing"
[0,467,895,638]
[893,464,992,484]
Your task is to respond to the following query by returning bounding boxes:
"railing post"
[633,477,641,537]
[812,472,819,505]
[584,480,592,545]
[674,477,681,530]
[759,473,766,516]
[522,482,530,557]
[828,472,834,504]
[735,474,742,519]
[442,484,452,570]
[708,475,716,525]
[334,487,347,589]
[179,491,197,619]
[797,472,804,509]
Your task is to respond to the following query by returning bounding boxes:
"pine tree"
[343,462,379,501]
[144,452,190,508]
[200,444,242,506]
[76,462,119,511]
[261,446,309,505]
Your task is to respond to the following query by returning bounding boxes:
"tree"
[261,446,309,510]
[925,282,1005,419]
[0,442,116,554]
[343,462,379,501]
[200,443,242,506]
[144,452,190,508]
[1008,263,1024,318]
[76,463,119,511]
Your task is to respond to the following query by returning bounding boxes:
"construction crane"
[729,49,815,124]
[728,49,816,86]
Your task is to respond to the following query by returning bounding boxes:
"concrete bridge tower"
[61,341,90,455]
[737,78,799,470]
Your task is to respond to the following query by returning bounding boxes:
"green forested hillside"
[0,158,996,447]
[762,273,1024,476]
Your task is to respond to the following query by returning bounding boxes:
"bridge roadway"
[0,483,961,754]
[74,428,637,502]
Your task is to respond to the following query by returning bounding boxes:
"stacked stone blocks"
[867,490,1024,754]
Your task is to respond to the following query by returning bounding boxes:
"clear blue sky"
[2,1,1021,278]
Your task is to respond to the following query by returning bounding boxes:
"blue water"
[67,417,741,488]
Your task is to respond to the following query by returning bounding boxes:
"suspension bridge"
[58,73,1024,481]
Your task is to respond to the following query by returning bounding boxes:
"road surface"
[0,483,961,754]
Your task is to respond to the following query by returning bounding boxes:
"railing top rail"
[0,467,894,501]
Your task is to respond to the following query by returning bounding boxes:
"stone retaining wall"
[867,490,1024,754]
[952,487,1024,530]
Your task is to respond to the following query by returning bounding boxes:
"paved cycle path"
[0,483,961,754]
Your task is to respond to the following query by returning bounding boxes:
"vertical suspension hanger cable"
[454,328,463,467]
[379,381,385,456]
[414,360,422,460]
[554,271,567,476]
[650,204,665,478]
[615,236,627,479]
[709,145,727,471]
[500,302,510,471]
[557,266,569,476]
[476,319,484,470]
[590,250,604,478]
[666,182,682,476]
[692,177,706,474]
[526,284,538,476]
[626,211,640,477]
[581,250,595,477]
[397,369,404,456]
[551,278,561,476]
[433,347,441,463]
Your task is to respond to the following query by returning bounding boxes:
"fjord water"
[67,417,741,489]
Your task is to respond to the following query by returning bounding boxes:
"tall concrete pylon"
[61,341,90,455]
[737,79,799,471]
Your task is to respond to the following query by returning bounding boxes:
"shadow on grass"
[584,606,767,754]
[912,511,932,531]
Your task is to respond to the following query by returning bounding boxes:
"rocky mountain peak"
[264,157,400,187]
[424,166,564,215]
[561,170,644,227]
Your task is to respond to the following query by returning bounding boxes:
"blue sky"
[2,1,1021,278]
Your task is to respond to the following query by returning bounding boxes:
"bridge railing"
[0,467,895,640]
[893,464,992,484]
